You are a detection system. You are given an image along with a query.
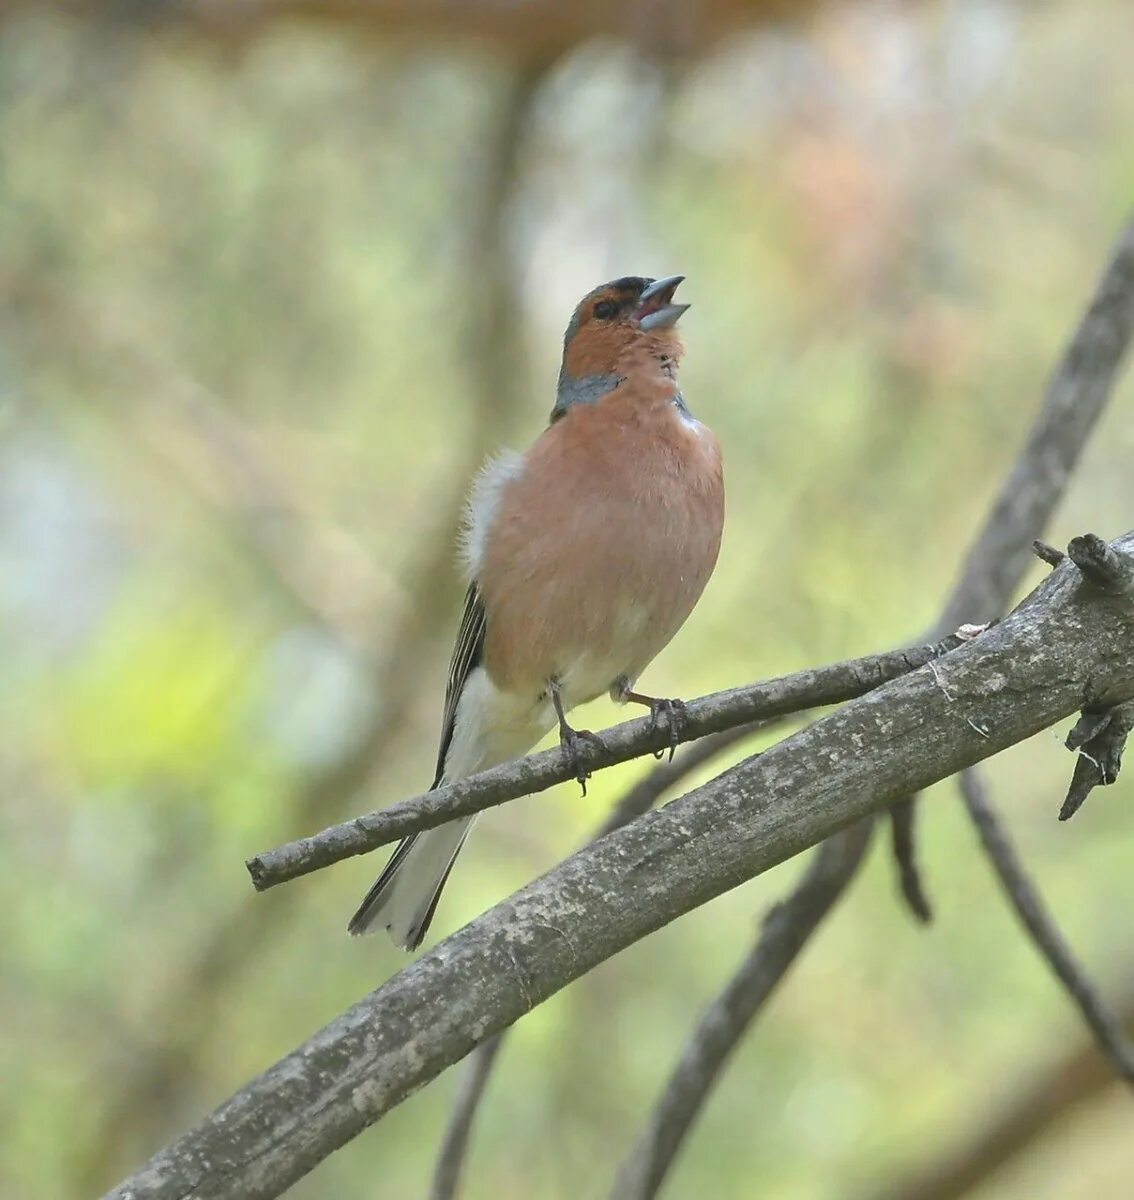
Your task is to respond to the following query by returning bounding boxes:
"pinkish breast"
[479,389,724,703]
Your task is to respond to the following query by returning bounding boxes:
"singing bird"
[349,275,725,950]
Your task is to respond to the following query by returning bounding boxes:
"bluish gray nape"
[551,370,622,422]
[674,389,693,416]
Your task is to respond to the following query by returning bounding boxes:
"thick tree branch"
[611,821,874,1200]
[108,532,1134,1200]
[959,767,1134,1085]
[246,641,958,890]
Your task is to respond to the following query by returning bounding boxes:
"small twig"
[611,822,874,1200]
[1032,539,1065,568]
[1067,532,1134,595]
[247,641,958,890]
[959,767,1134,1086]
[889,796,932,922]
[1060,699,1134,819]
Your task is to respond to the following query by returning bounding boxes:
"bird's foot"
[558,724,605,796]
[647,698,688,761]
[618,685,687,761]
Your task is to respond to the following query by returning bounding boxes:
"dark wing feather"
[346,584,485,937]
[431,581,486,788]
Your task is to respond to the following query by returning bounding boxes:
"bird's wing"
[432,581,487,788]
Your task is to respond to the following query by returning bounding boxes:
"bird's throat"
[551,370,622,422]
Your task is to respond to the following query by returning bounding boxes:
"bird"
[348,274,725,950]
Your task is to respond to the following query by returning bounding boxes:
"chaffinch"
[349,275,725,950]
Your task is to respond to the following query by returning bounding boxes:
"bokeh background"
[1,1,1132,1198]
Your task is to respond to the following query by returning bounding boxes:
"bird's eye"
[593,300,618,320]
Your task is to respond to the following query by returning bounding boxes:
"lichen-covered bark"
[110,534,1134,1200]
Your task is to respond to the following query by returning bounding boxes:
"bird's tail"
[347,816,475,950]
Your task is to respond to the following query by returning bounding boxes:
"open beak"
[637,275,689,330]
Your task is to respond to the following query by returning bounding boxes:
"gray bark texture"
[110,533,1134,1200]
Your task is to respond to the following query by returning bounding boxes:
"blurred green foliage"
[1,3,1133,1199]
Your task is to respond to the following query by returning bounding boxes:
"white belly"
[443,666,556,782]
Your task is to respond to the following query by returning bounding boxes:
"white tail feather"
[349,817,475,950]
[350,665,555,950]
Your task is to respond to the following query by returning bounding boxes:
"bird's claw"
[559,725,605,796]
[647,698,688,761]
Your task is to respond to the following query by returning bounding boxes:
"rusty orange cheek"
[564,322,633,378]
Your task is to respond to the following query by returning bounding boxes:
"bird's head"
[554,275,688,418]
